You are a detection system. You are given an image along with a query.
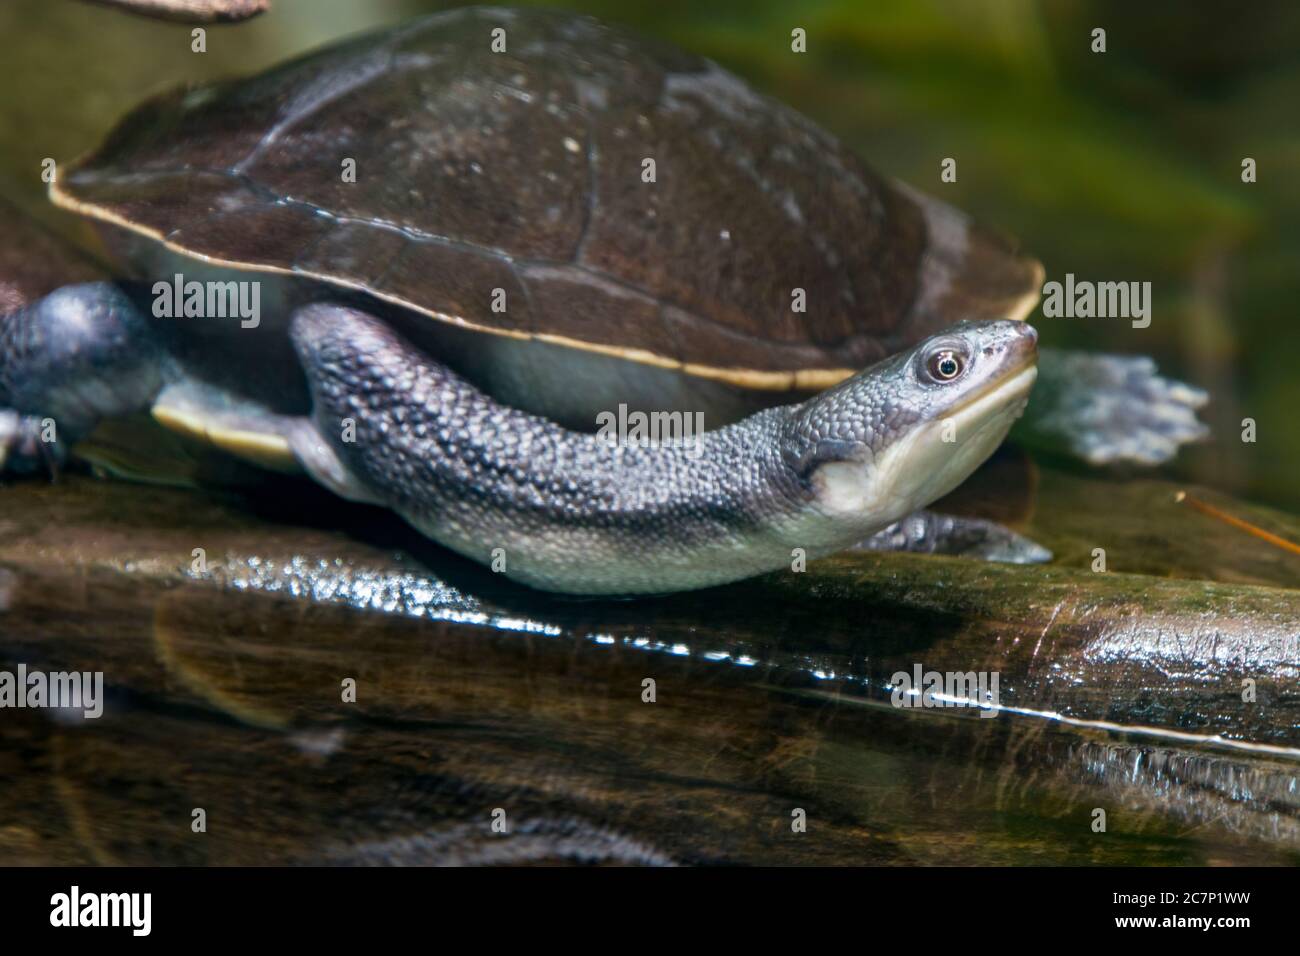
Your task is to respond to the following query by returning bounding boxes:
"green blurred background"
[1,0,1296,509]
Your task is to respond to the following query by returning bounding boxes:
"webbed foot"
[1018,347,1209,466]
[856,510,1051,564]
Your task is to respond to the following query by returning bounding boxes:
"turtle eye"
[924,348,966,383]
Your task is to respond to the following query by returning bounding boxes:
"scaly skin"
[289,306,1037,593]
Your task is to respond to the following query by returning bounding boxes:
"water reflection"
[1,552,1297,865]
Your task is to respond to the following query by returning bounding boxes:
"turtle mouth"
[947,358,1039,426]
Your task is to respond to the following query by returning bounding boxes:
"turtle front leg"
[1,283,164,474]
[854,510,1051,564]
[1013,347,1209,466]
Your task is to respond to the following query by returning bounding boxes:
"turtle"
[0,7,1206,594]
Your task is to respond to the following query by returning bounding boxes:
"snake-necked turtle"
[0,7,1205,594]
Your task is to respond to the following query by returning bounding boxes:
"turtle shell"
[51,6,1041,391]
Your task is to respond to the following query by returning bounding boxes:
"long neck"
[298,314,843,594]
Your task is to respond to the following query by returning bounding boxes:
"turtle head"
[782,320,1038,527]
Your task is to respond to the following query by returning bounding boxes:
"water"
[0,475,1296,865]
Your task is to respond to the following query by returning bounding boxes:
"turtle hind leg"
[0,411,56,475]
[1,282,165,475]
[148,377,384,504]
[1014,346,1209,466]
[855,510,1051,564]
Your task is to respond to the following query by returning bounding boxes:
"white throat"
[812,365,1038,529]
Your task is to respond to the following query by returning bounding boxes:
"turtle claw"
[0,410,66,480]
[1024,349,1210,467]
[0,411,21,473]
[37,432,64,481]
